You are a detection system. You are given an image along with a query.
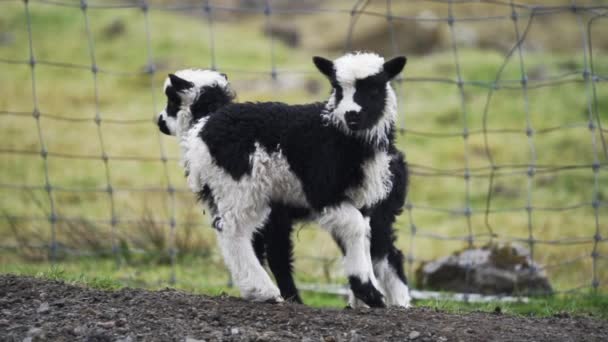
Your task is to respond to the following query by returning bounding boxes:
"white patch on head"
[334,86,361,117]
[163,69,229,92]
[334,52,385,84]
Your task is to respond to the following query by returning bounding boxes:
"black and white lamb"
[157,53,407,308]
[157,69,411,307]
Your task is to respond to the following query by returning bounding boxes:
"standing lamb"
[157,53,407,308]
[157,70,411,307]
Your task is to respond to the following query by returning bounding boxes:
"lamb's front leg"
[215,222,283,303]
[318,204,385,308]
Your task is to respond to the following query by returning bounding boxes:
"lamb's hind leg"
[215,211,282,303]
[264,206,302,303]
[369,210,411,308]
[373,249,411,307]
[318,203,385,308]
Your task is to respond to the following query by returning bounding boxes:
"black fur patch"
[163,83,234,126]
[332,82,343,104]
[387,248,408,284]
[196,185,218,217]
[352,73,389,130]
[258,202,308,304]
[169,74,194,91]
[348,276,386,308]
[252,232,266,264]
[190,84,234,122]
[164,86,182,118]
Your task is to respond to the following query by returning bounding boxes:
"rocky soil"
[1,275,606,341]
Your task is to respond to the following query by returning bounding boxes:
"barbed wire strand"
[140,0,179,284]
[446,0,476,300]
[79,0,120,267]
[577,2,605,292]
[22,0,59,262]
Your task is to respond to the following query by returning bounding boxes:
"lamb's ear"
[220,73,228,81]
[168,74,194,91]
[313,56,335,79]
[383,56,407,80]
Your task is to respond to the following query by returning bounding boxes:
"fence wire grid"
[0,0,607,297]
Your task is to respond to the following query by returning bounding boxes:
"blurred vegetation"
[0,0,607,309]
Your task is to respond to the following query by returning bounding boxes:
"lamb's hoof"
[262,295,284,304]
[243,286,283,303]
[388,296,413,309]
[284,295,303,304]
[349,276,386,308]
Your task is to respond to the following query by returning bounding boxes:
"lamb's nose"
[344,111,359,130]
[158,116,171,135]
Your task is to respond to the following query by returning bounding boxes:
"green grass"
[1,0,607,311]
[418,293,608,319]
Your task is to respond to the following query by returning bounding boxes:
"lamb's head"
[314,53,406,145]
[157,69,234,137]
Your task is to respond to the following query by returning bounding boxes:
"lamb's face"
[314,53,406,131]
[157,69,231,136]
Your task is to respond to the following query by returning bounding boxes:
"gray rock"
[409,331,421,340]
[27,327,43,337]
[114,336,134,342]
[185,337,205,342]
[348,330,362,342]
[416,243,552,295]
[97,321,116,329]
[36,302,49,314]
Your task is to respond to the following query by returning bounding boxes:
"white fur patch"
[347,151,393,208]
[373,257,411,308]
[317,204,380,290]
[334,52,385,85]
[216,229,282,302]
[182,130,314,301]
[184,131,310,229]
[333,86,361,117]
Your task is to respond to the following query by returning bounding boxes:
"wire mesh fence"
[0,0,606,298]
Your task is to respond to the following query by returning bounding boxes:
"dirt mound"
[1,275,606,341]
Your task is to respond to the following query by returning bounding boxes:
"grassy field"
[1,0,607,310]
